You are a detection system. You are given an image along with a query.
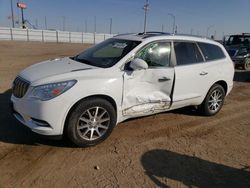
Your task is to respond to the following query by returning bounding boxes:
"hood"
[19,57,97,82]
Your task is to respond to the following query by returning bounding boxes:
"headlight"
[237,48,249,57]
[30,80,77,101]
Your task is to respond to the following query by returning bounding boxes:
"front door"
[122,41,175,117]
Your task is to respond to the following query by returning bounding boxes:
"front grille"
[227,49,237,57]
[12,77,30,98]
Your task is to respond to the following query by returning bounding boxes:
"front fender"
[59,76,124,134]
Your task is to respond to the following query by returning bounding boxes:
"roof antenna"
[143,0,149,34]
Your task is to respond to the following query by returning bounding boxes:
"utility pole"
[161,24,164,32]
[94,16,96,33]
[17,0,20,27]
[206,25,214,37]
[109,18,112,34]
[35,19,38,29]
[44,16,47,30]
[85,20,88,33]
[62,16,66,31]
[10,0,15,28]
[168,13,175,34]
[190,28,193,35]
[143,0,149,33]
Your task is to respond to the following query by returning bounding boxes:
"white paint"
[11,33,234,136]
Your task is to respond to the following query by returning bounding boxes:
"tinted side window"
[174,42,203,66]
[198,42,225,61]
[135,42,171,67]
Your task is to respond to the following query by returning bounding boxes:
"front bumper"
[232,57,245,65]
[10,93,71,136]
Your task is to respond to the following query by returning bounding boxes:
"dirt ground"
[0,41,250,188]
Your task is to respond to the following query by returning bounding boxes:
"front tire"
[200,84,225,116]
[244,58,250,71]
[66,98,117,147]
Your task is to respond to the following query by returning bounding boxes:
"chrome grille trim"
[12,77,30,98]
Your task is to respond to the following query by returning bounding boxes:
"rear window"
[174,42,204,66]
[198,43,225,61]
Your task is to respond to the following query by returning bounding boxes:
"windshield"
[73,38,141,68]
[226,35,250,46]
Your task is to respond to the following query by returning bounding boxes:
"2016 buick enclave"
[10,32,234,146]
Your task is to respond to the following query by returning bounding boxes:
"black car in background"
[224,33,250,70]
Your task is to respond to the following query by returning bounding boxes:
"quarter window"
[198,42,225,61]
[135,42,171,67]
[174,42,203,66]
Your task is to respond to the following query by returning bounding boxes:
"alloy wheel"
[77,106,110,141]
[208,89,223,112]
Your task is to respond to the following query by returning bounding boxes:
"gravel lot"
[0,41,249,188]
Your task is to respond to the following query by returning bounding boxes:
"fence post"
[56,31,59,43]
[81,32,83,44]
[10,28,13,40]
[69,32,71,43]
[26,29,29,42]
[42,30,44,42]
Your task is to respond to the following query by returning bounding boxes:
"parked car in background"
[224,33,250,70]
[10,32,234,147]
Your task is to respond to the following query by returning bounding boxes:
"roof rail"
[175,33,205,38]
[137,31,170,35]
[114,33,136,37]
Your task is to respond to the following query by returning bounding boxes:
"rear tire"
[199,84,225,116]
[66,98,116,147]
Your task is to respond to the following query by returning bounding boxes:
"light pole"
[143,0,149,33]
[10,0,15,28]
[168,13,175,34]
[206,25,214,37]
[109,18,112,34]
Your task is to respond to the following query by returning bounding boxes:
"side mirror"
[129,58,148,70]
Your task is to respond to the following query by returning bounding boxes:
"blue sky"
[0,0,250,39]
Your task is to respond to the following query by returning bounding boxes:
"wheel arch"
[214,80,228,95]
[63,94,118,135]
[201,80,228,105]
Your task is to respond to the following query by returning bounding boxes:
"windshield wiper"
[73,56,92,65]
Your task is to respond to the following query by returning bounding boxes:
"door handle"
[200,71,208,76]
[158,77,171,82]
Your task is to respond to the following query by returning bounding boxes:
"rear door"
[172,41,207,108]
[122,41,175,117]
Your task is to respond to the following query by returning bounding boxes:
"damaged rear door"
[122,41,175,117]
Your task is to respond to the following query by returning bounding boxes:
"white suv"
[10,32,234,146]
